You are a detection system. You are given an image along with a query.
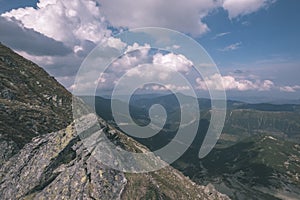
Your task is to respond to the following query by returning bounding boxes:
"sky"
[0,0,299,102]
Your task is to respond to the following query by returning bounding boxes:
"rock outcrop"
[0,113,229,199]
[0,116,126,200]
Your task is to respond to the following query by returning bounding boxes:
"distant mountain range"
[81,92,300,199]
[82,94,300,139]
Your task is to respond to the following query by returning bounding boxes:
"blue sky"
[198,0,300,101]
[200,1,300,66]
[0,0,38,13]
[0,0,299,102]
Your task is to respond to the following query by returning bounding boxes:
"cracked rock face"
[0,118,127,200]
[0,115,230,200]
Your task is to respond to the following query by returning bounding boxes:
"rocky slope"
[0,114,229,199]
[0,43,229,199]
[0,43,72,165]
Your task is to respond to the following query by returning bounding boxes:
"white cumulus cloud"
[280,85,300,93]
[196,74,274,91]
[222,0,275,19]
[98,0,220,36]
[2,0,110,46]
[153,53,193,73]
